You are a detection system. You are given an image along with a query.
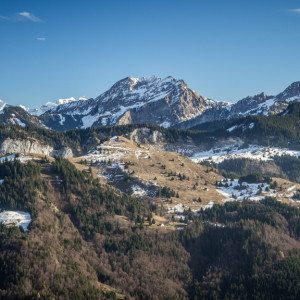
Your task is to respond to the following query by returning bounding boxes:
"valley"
[191,144,300,163]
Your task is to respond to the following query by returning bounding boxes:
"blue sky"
[0,0,300,107]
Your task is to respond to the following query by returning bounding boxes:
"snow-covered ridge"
[29,97,87,116]
[217,178,300,203]
[56,97,77,105]
[37,75,217,128]
[191,145,300,163]
[181,81,300,128]
[230,82,300,117]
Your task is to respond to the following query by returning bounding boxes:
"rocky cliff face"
[0,138,53,156]
[0,138,73,158]
[130,128,166,145]
[176,102,231,129]
[52,146,74,158]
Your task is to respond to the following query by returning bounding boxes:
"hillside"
[0,105,43,128]
[75,135,223,219]
[185,199,300,299]
[0,158,189,298]
[0,159,300,299]
[0,158,299,299]
[0,119,299,298]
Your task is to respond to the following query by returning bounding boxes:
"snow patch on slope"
[58,114,65,126]
[217,179,271,202]
[0,210,31,231]
[30,97,86,116]
[160,121,171,128]
[131,185,147,197]
[191,145,300,163]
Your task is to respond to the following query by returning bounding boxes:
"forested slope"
[0,159,299,299]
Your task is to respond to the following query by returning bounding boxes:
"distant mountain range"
[1,77,300,130]
[178,81,300,128]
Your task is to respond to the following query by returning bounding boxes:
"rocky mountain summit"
[39,76,218,130]
[229,81,300,117]
[178,81,300,128]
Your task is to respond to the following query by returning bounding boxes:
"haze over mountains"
[0,76,300,130]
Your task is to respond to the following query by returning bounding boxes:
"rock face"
[0,138,73,158]
[40,76,218,130]
[52,146,74,158]
[130,128,166,145]
[176,102,231,129]
[0,138,54,156]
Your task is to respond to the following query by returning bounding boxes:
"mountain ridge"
[1,77,300,130]
[40,76,217,130]
[177,80,300,128]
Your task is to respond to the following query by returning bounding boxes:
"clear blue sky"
[0,0,300,107]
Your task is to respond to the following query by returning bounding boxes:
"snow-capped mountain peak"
[276,81,300,101]
[40,75,216,129]
[29,97,87,116]
[56,97,77,105]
